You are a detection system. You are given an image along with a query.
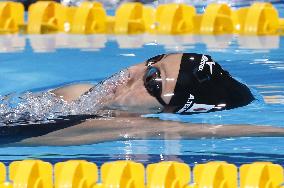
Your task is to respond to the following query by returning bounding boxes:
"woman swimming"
[2,53,284,146]
[52,53,255,115]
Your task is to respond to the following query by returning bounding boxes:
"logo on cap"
[176,94,194,113]
[198,55,215,74]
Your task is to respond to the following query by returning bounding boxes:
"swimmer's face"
[107,53,183,113]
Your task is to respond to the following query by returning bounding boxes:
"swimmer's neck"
[112,110,143,118]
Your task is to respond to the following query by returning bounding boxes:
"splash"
[0,69,130,126]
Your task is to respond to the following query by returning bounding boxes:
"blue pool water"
[2,0,284,165]
[0,33,284,166]
[1,34,284,126]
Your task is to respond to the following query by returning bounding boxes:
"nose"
[122,63,146,89]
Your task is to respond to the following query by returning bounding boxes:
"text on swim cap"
[198,55,215,74]
[176,94,194,113]
[176,93,215,113]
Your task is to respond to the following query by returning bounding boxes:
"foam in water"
[0,69,130,126]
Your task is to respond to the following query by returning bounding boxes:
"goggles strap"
[156,95,167,106]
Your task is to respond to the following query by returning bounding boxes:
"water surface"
[0,34,284,165]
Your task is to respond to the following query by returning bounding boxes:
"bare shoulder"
[51,83,94,102]
[10,117,284,146]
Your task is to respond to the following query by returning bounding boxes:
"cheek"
[114,84,161,107]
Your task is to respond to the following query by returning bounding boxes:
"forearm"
[7,117,284,146]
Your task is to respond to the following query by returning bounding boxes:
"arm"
[9,117,284,146]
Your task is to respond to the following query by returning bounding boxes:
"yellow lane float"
[154,4,196,34]
[192,161,237,188]
[142,6,156,34]
[56,5,77,33]
[0,162,5,187]
[71,2,106,34]
[1,1,284,35]
[9,160,52,188]
[55,160,98,188]
[279,18,284,34]
[95,160,144,188]
[0,2,24,33]
[237,2,279,35]
[27,1,62,34]
[147,161,190,188]
[199,3,233,35]
[113,2,145,34]
[0,160,284,187]
[240,162,284,188]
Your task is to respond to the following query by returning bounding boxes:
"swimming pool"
[1,33,284,167]
[1,4,284,167]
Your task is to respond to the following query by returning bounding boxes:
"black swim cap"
[167,53,255,114]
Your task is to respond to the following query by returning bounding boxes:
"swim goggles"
[143,54,167,106]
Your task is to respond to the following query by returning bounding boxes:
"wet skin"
[7,116,284,146]
[4,53,284,146]
[52,53,183,113]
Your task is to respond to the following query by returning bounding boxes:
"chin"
[104,103,162,114]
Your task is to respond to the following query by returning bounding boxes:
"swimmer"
[2,53,284,146]
[52,53,255,115]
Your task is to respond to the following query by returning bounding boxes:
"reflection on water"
[238,36,280,49]
[56,34,107,51]
[28,34,108,52]
[264,95,284,104]
[201,35,233,50]
[0,34,283,127]
[0,33,284,164]
[28,35,56,53]
[0,34,281,53]
[255,84,284,105]
[1,137,284,166]
[0,35,25,53]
